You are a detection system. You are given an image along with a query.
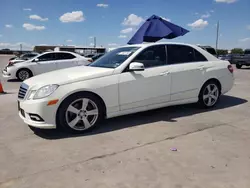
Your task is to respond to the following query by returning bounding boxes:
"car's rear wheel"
[198,81,220,108]
[236,64,242,69]
[17,69,32,81]
[57,93,104,133]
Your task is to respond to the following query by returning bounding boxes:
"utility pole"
[215,21,219,57]
[94,37,96,48]
[20,44,22,54]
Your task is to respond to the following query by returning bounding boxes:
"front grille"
[18,83,29,99]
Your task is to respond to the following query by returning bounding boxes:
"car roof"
[120,42,218,61]
[120,42,201,49]
[41,51,79,56]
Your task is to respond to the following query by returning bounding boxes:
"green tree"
[217,49,228,55]
[231,48,244,54]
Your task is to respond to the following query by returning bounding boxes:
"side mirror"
[129,62,145,71]
[33,58,39,62]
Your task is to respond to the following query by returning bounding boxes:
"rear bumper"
[220,73,234,94]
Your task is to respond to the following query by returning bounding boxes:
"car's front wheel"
[57,92,104,133]
[17,69,32,81]
[198,81,220,108]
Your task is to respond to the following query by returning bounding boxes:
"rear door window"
[167,45,207,64]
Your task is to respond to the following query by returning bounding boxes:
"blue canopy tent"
[128,15,189,44]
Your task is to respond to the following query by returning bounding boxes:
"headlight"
[30,85,59,100]
[27,90,37,100]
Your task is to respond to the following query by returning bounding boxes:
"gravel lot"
[0,55,250,188]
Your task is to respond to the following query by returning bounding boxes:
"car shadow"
[34,95,248,140]
[240,67,250,70]
[7,79,21,82]
[0,91,16,95]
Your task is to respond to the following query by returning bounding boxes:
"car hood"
[24,66,114,88]
[11,59,25,63]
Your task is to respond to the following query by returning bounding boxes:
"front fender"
[55,74,120,115]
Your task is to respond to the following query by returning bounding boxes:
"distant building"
[107,47,118,52]
[33,46,57,53]
[33,45,106,55]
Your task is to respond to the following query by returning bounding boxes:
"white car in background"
[9,53,39,65]
[17,42,234,133]
[2,51,90,81]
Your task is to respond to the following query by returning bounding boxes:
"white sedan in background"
[17,42,234,133]
[2,51,90,81]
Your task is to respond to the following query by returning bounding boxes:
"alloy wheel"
[202,84,219,107]
[65,98,99,131]
[18,70,30,80]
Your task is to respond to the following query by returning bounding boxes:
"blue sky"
[0,0,250,50]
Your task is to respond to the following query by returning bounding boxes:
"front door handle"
[160,71,170,76]
[197,66,205,70]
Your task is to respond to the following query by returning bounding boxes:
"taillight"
[228,65,234,73]
[88,59,93,63]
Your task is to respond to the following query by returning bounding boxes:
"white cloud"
[247,25,250,30]
[59,11,85,23]
[161,16,171,22]
[0,42,33,50]
[29,15,48,21]
[118,35,127,38]
[210,10,215,13]
[120,28,133,34]
[188,19,208,29]
[122,14,144,26]
[195,12,199,15]
[201,13,211,18]
[67,39,73,42]
[108,43,118,46]
[23,8,32,11]
[97,4,109,8]
[23,23,45,31]
[214,0,237,3]
[5,24,13,28]
[239,38,250,42]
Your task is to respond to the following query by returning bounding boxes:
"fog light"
[29,114,44,122]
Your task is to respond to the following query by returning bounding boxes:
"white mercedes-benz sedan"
[17,42,234,133]
[2,51,90,81]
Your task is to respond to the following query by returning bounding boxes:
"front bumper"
[18,98,58,129]
[2,68,16,80]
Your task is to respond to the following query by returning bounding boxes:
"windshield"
[19,54,38,60]
[89,47,140,68]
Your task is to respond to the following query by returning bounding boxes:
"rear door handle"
[160,71,170,76]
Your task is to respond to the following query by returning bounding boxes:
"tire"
[16,69,32,81]
[236,64,242,69]
[198,81,220,108]
[57,92,105,133]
